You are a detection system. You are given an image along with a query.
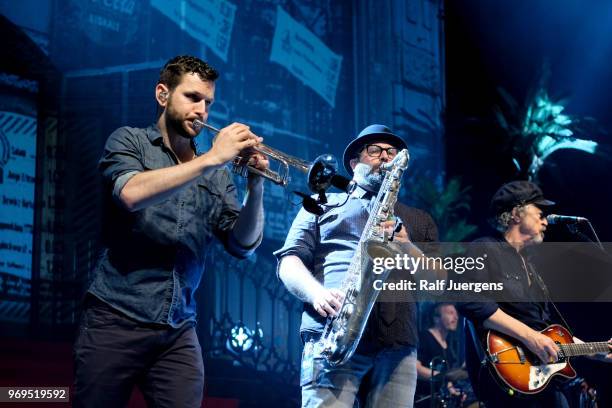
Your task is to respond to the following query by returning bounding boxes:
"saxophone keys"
[342,303,355,318]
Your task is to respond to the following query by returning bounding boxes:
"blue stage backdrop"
[0,0,445,398]
[0,91,38,324]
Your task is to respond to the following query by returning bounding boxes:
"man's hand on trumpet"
[209,122,263,165]
[243,149,270,188]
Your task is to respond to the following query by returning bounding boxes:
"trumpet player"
[275,125,440,408]
[73,55,267,408]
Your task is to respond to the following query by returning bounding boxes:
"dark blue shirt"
[89,125,260,328]
[457,235,554,401]
[457,235,551,331]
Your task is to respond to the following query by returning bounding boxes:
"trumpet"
[193,119,336,189]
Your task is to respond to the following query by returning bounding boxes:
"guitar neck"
[560,342,608,357]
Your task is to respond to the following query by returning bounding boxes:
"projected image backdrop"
[0,111,37,322]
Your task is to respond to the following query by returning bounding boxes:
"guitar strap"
[465,318,487,365]
[465,317,497,406]
[526,260,575,337]
[463,252,568,361]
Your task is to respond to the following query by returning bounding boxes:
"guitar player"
[456,181,612,407]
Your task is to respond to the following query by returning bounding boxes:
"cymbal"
[444,368,468,382]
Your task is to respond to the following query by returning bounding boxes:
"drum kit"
[415,364,479,408]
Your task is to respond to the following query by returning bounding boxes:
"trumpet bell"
[193,119,346,190]
[307,154,337,192]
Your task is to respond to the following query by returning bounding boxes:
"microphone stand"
[584,219,604,251]
[566,220,604,251]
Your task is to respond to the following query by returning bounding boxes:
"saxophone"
[319,149,410,366]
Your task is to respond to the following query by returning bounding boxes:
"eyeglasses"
[518,204,546,220]
[364,144,399,158]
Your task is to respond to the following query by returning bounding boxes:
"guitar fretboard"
[559,342,608,357]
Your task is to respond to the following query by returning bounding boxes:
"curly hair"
[493,205,526,232]
[158,55,219,90]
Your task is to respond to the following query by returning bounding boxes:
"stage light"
[228,324,253,352]
[226,322,264,354]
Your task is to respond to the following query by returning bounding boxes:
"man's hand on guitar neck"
[484,308,559,364]
[574,336,612,363]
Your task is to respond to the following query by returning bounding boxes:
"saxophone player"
[274,125,439,408]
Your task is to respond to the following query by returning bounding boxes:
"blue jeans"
[300,334,417,408]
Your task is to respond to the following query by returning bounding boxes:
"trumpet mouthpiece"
[192,119,219,134]
[192,119,204,131]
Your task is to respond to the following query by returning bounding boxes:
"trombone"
[193,119,326,187]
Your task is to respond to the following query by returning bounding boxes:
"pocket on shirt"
[317,212,339,241]
[318,212,339,225]
[500,273,524,301]
[197,182,223,196]
[142,153,172,171]
[196,183,223,219]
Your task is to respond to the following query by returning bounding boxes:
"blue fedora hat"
[342,124,407,175]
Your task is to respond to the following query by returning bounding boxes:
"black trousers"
[73,297,204,408]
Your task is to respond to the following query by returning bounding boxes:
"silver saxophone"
[319,149,410,366]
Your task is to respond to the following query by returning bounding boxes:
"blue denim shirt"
[274,188,373,334]
[89,125,260,328]
[274,187,438,346]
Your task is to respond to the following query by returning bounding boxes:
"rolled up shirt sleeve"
[98,127,144,203]
[457,300,499,329]
[273,207,318,277]
[225,232,262,259]
[213,169,262,259]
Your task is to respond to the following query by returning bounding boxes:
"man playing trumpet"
[73,55,268,407]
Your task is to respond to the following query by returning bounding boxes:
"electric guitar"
[486,324,609,395]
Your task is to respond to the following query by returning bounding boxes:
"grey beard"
[353,163,383,192]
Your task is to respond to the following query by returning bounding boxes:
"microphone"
[294,176,356,216]
[293,191,325,216]
[547,214,603,249]
[307,155,356,194]
[546,214,588,224]
[329,174,357,194]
